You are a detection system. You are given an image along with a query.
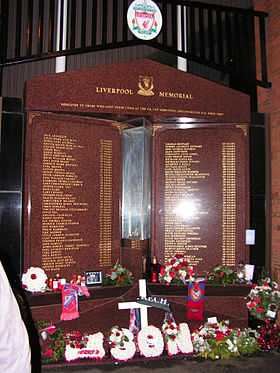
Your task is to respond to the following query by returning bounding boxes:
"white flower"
[65,345,79,362]
[179,269,187,278]
[86,332,105,359]
[138,325,164,358]
[165,275,172,283]
[272,281,278,289]
[22,267,47,292]
[109,327,124,344]
[110,328,136,361]
[110,271,118,280]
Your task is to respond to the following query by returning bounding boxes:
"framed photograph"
[84,270,103,286]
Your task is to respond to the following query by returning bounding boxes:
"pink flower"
[46,325,56,335]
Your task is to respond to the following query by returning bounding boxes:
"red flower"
[256,307,265,314]
[170,259,176,265]
[160,266,165,276]
[215,331,225,341]
[43,348,53,358]
[247,301,257,309]
[175,254,183,259]
[254,296,261,304]
[170,271,176,279]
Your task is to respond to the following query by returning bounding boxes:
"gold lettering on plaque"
[95,87,134,95]
[99,140,113,267]
[159,91,193,100]
[41,134,90,271]
[164,142,209,266]
[222,142,236,266]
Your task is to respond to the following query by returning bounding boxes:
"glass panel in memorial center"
[122,124,151,240]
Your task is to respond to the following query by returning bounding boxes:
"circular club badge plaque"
[127,0,163,41]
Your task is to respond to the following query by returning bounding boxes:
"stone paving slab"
[42,352,280,373]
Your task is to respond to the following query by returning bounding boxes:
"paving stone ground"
[41,352,280,373]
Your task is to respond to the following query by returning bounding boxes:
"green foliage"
[36,321,66,364]
[207,265,238,285]
[103,262,134,287]
[192,321,260,360]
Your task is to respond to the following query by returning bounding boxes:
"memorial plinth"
[28,283,249,337]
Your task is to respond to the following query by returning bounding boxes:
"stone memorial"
[24,112,125,278]
[23,60,251,334]
[151,123,249,271]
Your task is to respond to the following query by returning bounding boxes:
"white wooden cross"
[118,279,150,329]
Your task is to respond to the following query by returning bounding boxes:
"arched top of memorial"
[25,59,250,122]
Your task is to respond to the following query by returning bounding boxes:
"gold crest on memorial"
[137,75,154,96]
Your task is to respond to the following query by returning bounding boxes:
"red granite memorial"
[24,112,125,278]
[151,123,249,272]
[23,60,251,344]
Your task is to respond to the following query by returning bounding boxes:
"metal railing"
[0,0,271,93]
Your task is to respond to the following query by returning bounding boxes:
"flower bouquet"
[257,322,280,352]
[206,265,238,286]
[159,254,194,286]
[103,262,134,287]
[246,277,280,322]
[36,321,66,363]
[191,320,259,360]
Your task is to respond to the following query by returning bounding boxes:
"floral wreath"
[162,316,193,356]
[246,277,280,321]
[22,267,48,292]
[108,326,136,361]
[65,331,105,361]
[137,325,164,358]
